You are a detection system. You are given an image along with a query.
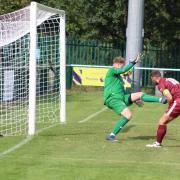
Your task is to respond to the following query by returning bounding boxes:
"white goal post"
[0,2,66,136]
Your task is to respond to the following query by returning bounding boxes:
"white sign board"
[3,70,14,101]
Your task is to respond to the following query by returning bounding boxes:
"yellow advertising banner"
[73,67,108,86]
[73,67,132,88]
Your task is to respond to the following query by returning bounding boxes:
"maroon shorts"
[166,98,180,118]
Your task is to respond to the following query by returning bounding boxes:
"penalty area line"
[78,107,108,123]
[0,123,59,157]
[0,136,33,157]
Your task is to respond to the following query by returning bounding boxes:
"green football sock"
[141,94,160,102]
[112,117,129,135]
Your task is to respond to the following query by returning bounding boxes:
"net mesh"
[0,4,63,135]
[36,15,60,126]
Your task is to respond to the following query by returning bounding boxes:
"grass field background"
[1,89,180,180]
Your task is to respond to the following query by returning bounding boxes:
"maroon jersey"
[158,78,180,100]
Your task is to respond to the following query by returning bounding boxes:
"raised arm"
[113,63,134,74]
[113,53,142,74]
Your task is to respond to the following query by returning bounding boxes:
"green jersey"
[103,63,134,103]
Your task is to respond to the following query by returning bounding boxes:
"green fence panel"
[141,46,180,87]
[0,36,179,92]
[66,38,179,88]
[66,66,72,89]
[66,38,125,66]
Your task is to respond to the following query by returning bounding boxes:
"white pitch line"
[1,106,108,157]
[78,107,108,123]
[0,136,33,157]
[0,123,59,157]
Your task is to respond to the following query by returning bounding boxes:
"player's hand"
[135,53,144,63]
[131,53,144,65]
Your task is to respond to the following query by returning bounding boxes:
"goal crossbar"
[36,2,65,15]
[0,2,65,48]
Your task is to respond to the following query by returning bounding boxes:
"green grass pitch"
[0,90,180,180]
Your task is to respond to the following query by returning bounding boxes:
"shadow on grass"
[40,132,96,137]
[67,96,91,102]
[128,135,178,141]
[128,135,155,140]
[121,125,136,133]
[165,145,180,148]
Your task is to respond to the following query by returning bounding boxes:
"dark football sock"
[156,125,167,144]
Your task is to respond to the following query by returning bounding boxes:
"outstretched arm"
[113,63,134,74]
[113,53,143,74]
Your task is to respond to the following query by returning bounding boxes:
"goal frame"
[28,2,66,135]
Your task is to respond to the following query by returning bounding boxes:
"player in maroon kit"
[146,70,180,147]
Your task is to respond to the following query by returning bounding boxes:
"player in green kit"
[104,54,167,141]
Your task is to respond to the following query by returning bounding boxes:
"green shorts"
[105,94,132,115]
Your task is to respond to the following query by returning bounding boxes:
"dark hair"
[150,70,161,77]
[113,57,125,64]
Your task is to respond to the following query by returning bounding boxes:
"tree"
[144,0,180,46]
[0,0,30,15]
[40,0,127,42]
[80,0,127,42]
[0,0,179,46]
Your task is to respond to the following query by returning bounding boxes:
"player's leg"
[111,108,132,135]
[156,114,174,144]
[106,99,132,141]
[146,100,180,147]
[146,114,174,147]
[131,92,167,104]
[106,108,132,141]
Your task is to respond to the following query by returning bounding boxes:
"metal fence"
[141,46,180,87]
[1,37,179,92]
[66,38,180,87]
[66,38,126,66]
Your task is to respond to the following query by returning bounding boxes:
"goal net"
[0,2,66,136]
